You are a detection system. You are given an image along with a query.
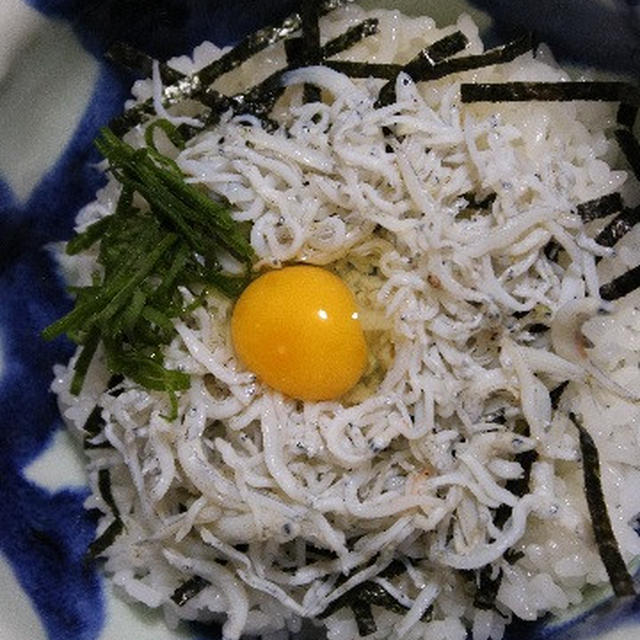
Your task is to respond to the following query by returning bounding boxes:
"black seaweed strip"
[106,42,183,84]
[300,1,322,103]
[324,60,402,79]
[542,194,622,263]
[82,405,104,438]
[463,192,497,210]
[617,103,639,129]
[379,558,406,579]
[112,1,359,135]
[319,580,410,619]
[415,33,532,84]
[305,543,339,560]
[107,373,126,397]
[576,192,623,222]
[198,15,300,86]
[543,240,561,263]
[376,31,469,107]
[201,19,380,131]
[352,599,377,636]
[86,518,124,560]
[550,380,570,410]
[595,205,640,249]
[569,413,636,597]
[494,423,537,530]
[170,575,211,606]
[109,3,317,135]
[318,560,409,621]
[600,264,640,301]
[284,37,304,63]
[486,408,507,424]
[83,439,113,451]
[474,566,503,610]
[98,468,119,517]
[109,76,203,136]
[477,425,536,609]
[322,18,379,58]
[526,322,549,334]
[462,81,640,104]
[423,31,469,63]
[504,549,525,564]
[108,373,124,388]
[615,128,640,182]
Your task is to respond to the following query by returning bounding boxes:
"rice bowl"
[47,3,640,639]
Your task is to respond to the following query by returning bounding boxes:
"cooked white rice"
[52,4,640,640]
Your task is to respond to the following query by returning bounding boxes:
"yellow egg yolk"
[231,265,367,401]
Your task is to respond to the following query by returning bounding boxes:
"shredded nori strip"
[322,17,379,58]
[376,33,534,109]
[299,0,322,103]
[542,193,623,264]
[319,579,411,620]
[617,103,639,129]
[422,31,469,64]
[409,33,532,85]
[543,239,561,262]
[201,18,380,131]
[82,405,105,438]
[106,42,183,84]
[462,192,497,210]
[550,380,570,410]
[504,549,525,565]
[195,1,347,87]
[525,322,549,334]
[109,9,302,133]
[318,558,411,631]
[568,413,636,597]
[98,468,119,517]
[323,60,402,79]
[306,543,339,560]
[600,264,640,301]
[171,575,211,606]
[352,599,376,636]
[471,422,537,611]
[595,205,640,248]
[576,192,623,222]
[376,31,469,107]
[461,82,640,105]
[110,0,354,135]
[474,566,503,610]
[494,422,538,530]
[615,128,640,182]
[86,518,124,561]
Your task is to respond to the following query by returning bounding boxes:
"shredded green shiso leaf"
[43,123,254,399]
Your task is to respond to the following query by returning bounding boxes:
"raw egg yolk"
[231,265,367,401]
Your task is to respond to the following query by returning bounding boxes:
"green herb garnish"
[43,122,254,400]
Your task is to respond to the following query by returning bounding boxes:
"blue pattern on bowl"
[1,1,638,639]
[0,59,130,639]
[468,0,640,73]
